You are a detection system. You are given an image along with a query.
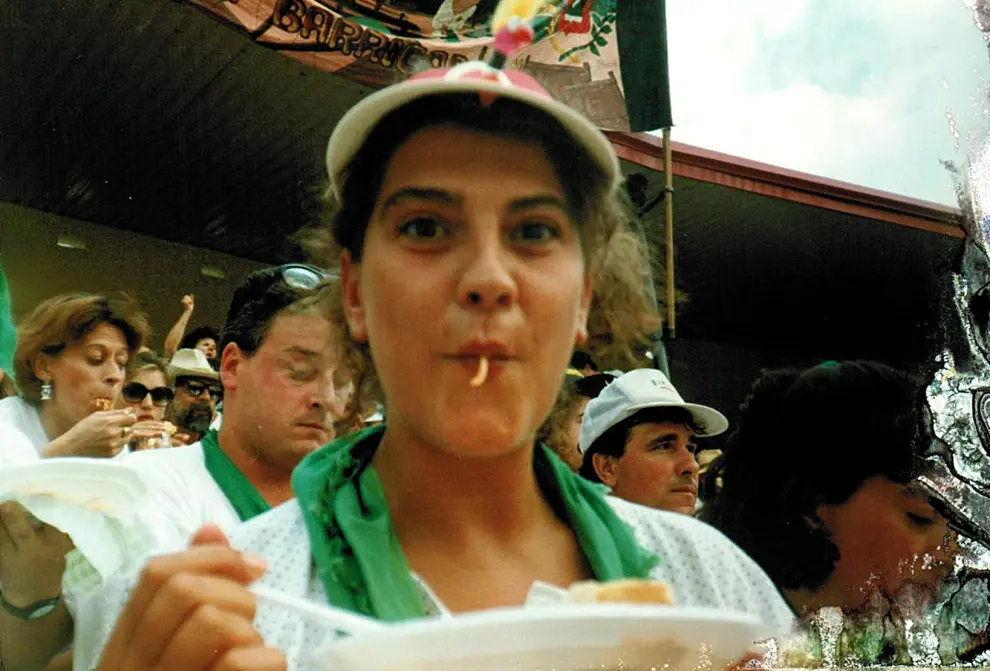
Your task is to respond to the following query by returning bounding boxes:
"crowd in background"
[0,17,965,671]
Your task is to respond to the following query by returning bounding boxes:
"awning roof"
[0,0,965,364]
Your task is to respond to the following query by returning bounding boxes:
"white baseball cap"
[325,62,621,198]
[578,369,729,455]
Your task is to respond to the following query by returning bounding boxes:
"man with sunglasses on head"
[165,348,221,445]
[51,265,343,671]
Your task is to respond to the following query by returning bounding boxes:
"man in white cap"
[578,369,728,514]
[166,348,222,445]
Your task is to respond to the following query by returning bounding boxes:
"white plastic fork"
[251,584,387,636]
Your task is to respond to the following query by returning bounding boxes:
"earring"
[40,380,53,401]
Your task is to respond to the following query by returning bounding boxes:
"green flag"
[0,253,16,374]
[616,0,673,132]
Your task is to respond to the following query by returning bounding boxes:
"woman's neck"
[38,402,76,441]
[372,421,560,546]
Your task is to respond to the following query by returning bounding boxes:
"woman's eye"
[907,512,936,528]
[398,217,448,240]
[512,221,562,243]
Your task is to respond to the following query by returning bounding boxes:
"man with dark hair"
[179,325,221,369]
[578,369,728,514]
[61,265,343,671]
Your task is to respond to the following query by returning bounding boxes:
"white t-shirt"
[68,442,240,671]
[0,396,50,467]
[75,496,795,671]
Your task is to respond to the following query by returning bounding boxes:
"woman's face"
[817,476,955,611]
[342,126,591,457]
[40,323,129,424]
[116,368,169,422]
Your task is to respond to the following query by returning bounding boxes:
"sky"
[661,0,989,206]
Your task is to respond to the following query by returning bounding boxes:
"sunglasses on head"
[180,379,223,401]
[122,382,174,407]
[278,264,329,291]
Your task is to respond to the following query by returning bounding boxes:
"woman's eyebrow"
[380,187,458,215]
[507,195,569,213]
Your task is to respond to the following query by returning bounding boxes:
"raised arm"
[162,295,195,360]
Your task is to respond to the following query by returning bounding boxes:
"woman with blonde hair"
[86,15,793,669]
[114,351,177,450]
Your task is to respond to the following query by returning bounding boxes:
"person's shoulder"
[229,499,312,587]
[124,441,206,472]
[608,495,730,546]
[0,396,32,425]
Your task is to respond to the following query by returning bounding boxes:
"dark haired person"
[701,361,955,620]
[162,294,220,367]
[579,369,728,514]
[20,266,343,671]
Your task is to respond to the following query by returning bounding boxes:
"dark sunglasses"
[180,379,223,401]
[122,382,174,407]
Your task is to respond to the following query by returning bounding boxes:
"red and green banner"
[190,0,671,132]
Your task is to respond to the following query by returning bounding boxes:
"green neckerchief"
[201,429,271,522]
[292,425,659,622]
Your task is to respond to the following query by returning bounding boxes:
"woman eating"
[0,293,148,467]
[84,11,795,670]
[114,351,176,450]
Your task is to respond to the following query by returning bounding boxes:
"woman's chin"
[435,415,535,459]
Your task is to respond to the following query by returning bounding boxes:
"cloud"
[659,0,988,205]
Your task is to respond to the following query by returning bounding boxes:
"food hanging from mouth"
[91,398,113,412]
[469,356,490,388]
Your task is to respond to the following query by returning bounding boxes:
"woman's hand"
[0,502,73,606]
[44,410,137,459]
[96,524,285,671]
[129,421,172,450]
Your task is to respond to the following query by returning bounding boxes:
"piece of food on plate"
[567,579,676,606]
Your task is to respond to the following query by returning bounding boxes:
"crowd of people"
[0,15,963,671]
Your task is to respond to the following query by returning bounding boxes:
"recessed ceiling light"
[56,235,86,250]
[200,266,226,280]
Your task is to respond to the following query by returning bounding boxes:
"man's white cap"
[578,369,729,455]
[168,348,219,381]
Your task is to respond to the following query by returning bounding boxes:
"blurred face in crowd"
[597,421,700,514]
[341,127,591,458]
[36,323,128,424]
[220,311,337,472]
[555,397,589,470]
[168,375,219,437]
[195,337,218,361]
[116,368,171,423]
[816,477,955,612]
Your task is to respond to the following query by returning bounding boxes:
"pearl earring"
[40,380,53,401]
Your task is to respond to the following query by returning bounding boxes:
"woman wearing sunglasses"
[115,351,176,450]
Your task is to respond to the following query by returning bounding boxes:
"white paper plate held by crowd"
[0,458,149,582]
[312,604,769,671]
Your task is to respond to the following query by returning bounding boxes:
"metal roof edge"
[606,131,964,239]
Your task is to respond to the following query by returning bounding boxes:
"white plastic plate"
[314,604,769,671]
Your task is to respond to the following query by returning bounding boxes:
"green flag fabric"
[617,0,673,132]
[0,253,16,374]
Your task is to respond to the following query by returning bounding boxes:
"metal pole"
[663,127,676,347]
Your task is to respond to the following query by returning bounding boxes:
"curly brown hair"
[301,93,661,423]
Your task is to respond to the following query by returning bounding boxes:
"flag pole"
[663,127,675,348]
